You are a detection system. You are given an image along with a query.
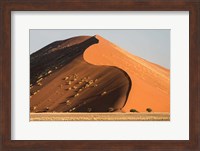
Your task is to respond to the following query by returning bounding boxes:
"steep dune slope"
[84,35,170,112]
[30,36,131,112]
[30,36,91,85]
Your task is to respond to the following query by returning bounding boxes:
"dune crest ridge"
[84,35,170,112]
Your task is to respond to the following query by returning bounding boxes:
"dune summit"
[30,35,170,113]
[30,36,131,113]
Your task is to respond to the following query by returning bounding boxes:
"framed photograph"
[29,29,170,121]
[0,0,199,151]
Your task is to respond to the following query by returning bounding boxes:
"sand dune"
[30,35,170,113]
[84,35,170,112]
[30,36,131,112]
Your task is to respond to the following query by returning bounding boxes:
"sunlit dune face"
[84,35,170,112]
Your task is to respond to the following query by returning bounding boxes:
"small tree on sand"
[130,109,138,113]
[146,108,152,112]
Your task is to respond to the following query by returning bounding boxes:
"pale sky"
[30,29,170,69]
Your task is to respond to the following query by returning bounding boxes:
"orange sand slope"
[30,36,131,112]
[84,35,170,112]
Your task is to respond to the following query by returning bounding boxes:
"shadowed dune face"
[30,36,92,85]
[30,36,131,112]
[84,35,170,112]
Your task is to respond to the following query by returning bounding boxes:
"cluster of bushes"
[130,108,152,113]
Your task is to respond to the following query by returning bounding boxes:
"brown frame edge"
[0,0,199,151]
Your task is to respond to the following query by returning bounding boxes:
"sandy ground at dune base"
[30,112,170,121]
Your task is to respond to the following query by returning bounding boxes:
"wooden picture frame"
[0,0,199,150]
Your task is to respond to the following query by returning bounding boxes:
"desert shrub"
[130,109,138,113]
[146,108,152,112]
